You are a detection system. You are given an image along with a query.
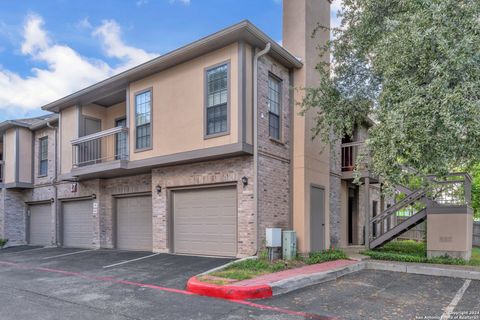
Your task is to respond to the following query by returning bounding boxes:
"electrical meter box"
[266,228,282,247]
[282,230,297,260]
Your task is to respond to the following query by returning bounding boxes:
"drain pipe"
[253,43,271,255]
[47,120,59,246]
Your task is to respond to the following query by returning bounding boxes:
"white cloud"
[136,0,149,7]
[0,14,158,114]
[76,16,92,30]
[93,19,158,70]
[169,0,191,6]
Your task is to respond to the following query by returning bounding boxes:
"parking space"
[263,270,480,320]
[0,247,478,319]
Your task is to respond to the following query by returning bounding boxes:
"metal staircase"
[368,173,471,249]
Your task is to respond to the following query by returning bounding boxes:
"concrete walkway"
[235,259,358,286]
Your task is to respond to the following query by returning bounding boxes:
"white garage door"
[116,195,152,251]
[62,200,93,248]
[29,203,51,246]
[173,186,237,257]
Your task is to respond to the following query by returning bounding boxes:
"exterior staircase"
[368,174,471,249]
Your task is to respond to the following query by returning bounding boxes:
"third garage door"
[173,186,237,257]
[62,200,93,248]
[116,195,152,251]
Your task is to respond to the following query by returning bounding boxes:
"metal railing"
[0,160,3,183]
[368,173,472,248]
[341,141,368,172]
[71,127,128,168]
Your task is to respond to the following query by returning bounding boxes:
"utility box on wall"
[266,228,282,248]
[282,230,297,260]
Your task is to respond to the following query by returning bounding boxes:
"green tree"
[302,0,480,190]
[470,163,480,219]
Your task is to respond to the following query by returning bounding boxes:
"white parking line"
[42,250,94,260]
[440,279,471,320]
[103,253,160,269]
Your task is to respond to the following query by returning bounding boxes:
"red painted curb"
[186,276,273,300]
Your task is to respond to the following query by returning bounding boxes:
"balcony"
[70,127,129,178]
[341,141,377,181]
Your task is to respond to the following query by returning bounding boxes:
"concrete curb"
[270,262,366,296]
[366,261,480,280]
[186,276,273,300]
[186,260,365,300]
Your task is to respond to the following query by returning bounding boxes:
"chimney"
[282,0,332,253]
[283,0,331,87]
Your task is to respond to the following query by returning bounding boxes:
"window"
[115,118,127,160]
[39,137,48,177]
[135,90,152,150]
[268,75,281,140]
[206,64,228,136]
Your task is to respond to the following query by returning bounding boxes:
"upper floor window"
[39,137,48,177]
[268,75,281,140]
[206,64,228,136]
[135,90,152,150]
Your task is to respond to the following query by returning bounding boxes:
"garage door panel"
[116,195,152,251]
[173,187,237,257]
[29,204,52,246]
[62,200,93,248]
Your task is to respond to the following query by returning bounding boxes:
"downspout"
[253,43,271,255]
[47,121,58,246]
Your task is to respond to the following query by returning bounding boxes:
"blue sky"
[0,0,341,122]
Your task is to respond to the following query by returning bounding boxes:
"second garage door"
[173,186,237,257]
[116,195,152,251]
[29,203,51,246]
[62,200,93,248]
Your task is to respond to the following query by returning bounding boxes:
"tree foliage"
[302,0,480,189]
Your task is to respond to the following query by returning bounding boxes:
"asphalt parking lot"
[0,246,478,320]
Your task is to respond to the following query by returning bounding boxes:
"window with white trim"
[135,90,152,150]
[39,137,48,176]
[268,75,281,140]
[206,64,228,136]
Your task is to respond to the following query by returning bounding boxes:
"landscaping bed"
[198,248,348,284]
[363,240,480,267]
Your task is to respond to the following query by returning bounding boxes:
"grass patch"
[210,249,348,281]
[363,240,479,267]
[0,239,8,249]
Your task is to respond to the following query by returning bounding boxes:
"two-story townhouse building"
[0,0,393,257]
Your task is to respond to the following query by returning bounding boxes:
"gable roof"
[0,113,58,135]
[41,20,302,113]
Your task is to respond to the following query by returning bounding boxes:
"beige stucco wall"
[128,43,240,161]
[427,212,473,259]
[60,106,77,175]
[81,102,125,132]
[284,0,332,252]
[18,128,32,184]
[4,128,16,184]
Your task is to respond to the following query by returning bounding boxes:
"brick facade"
[256,55,292,247]
[151,156,254,256]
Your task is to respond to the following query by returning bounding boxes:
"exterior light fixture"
[241,176,249,186]
[156,185,162,194]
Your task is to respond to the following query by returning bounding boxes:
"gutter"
[253,43,271,255]
[46,121,59,246]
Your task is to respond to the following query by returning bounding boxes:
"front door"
[310,185,325,251]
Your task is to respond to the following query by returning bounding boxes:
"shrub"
[306,248,348,265]
[0,239,8,249]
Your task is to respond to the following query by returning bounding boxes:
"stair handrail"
[370,188,427,224]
